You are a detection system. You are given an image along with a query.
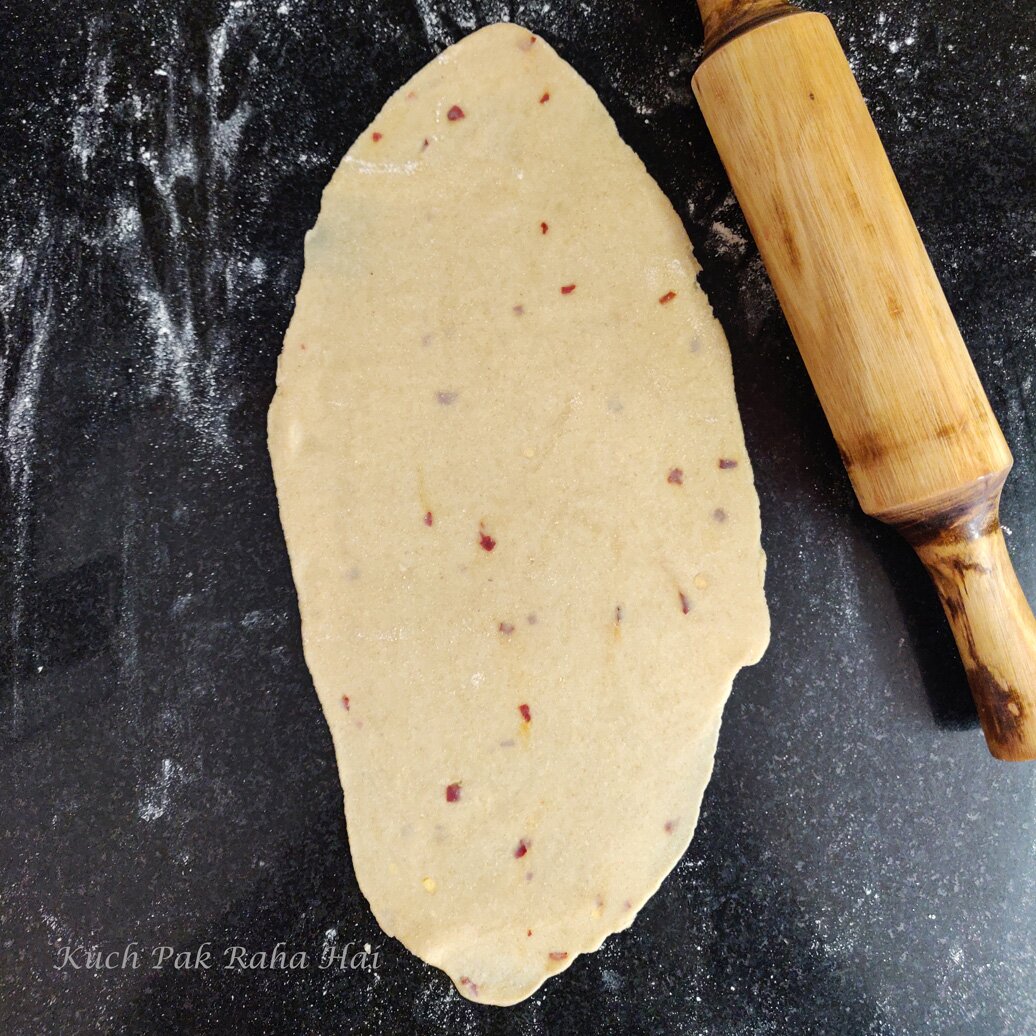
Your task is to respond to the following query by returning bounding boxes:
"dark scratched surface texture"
[1,1,1035,1033]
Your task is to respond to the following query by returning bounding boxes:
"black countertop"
[2,2,1034,1033]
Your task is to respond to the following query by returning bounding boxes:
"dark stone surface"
[1,1,1033,1033]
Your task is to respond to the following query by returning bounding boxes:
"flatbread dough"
[268,23,768,1006]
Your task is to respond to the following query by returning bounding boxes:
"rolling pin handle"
[695,0,796,55]
[892,479,1036,762]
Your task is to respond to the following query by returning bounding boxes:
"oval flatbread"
[268,22,769,1006]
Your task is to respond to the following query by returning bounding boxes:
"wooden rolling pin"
[692,0,1036,761]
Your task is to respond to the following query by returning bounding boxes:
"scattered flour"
[411,0,453,50]
[1,218,54,736]
[710,220,748,258]
[71,20,112,177]
[91,2,263,447]
[137,757,186,821]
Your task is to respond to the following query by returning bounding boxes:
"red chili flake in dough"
[549,952,569,962]
[424,511,434,527]
[540,221,549,234]
[372,132,382,142]
[527,613,537,625]
[527,930,533,937]
[540,92,550,104]
[664,820,676,833]
[667,468,684,485]
[499,622,515,635]
[560,284,576,295]
[446,782,462,803]
[519,35,538,50]
[659,290,677,304]
[436,390,457,405]
[713,507,728,523]
[479,524,496,552]
[519,703,531,723]
[719,458,738,469]
[447,105,465,121]
[459,976,480,996]
[421,138,430,151]
[513,304,525,315]
[299,342,307,351]
[406,90,417,100]
[514,839,530,859]
[679,591,691,615]
[341,695,350,710]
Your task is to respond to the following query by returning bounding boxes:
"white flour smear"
[0,217,55,738]
[71,20,112,177]
[0,2,268,736]
[92,3,262,451]
[412,0,454,48]
[137,757,186,821]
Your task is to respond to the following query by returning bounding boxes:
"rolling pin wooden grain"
[692,0,1036,760]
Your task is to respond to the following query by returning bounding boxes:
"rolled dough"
[268,23,768,1006]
